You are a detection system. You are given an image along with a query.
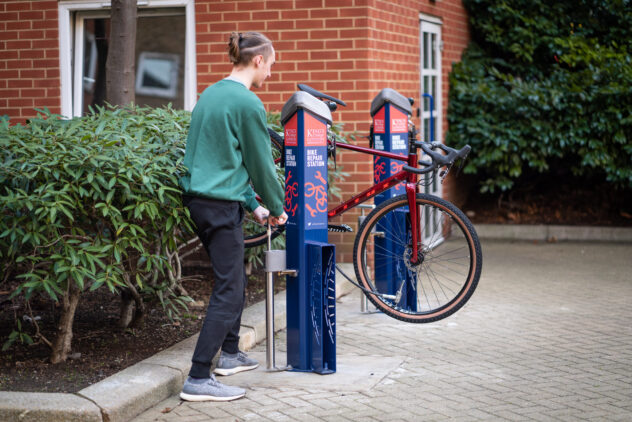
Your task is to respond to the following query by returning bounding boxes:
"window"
[59,0,196,117]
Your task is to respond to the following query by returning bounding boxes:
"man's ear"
[253,54,264,67]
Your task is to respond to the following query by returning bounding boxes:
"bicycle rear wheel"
[243,128,285,248]
[353,193,482,323]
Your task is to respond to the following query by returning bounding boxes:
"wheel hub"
[404,246,424,271]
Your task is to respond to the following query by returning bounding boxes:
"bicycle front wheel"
[243,128,285,248]
[353,193,482,323]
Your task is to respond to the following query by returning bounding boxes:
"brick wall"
[1,0,469,263]
[195,0,470,262]
[0,1,60,123]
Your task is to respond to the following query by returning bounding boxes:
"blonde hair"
[228,32,273,66]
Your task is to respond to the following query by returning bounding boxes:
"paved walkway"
[134,240,632,421]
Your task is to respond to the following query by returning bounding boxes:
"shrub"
[1,104,350,362]
[0,106,195,362]
[447,0,632,193]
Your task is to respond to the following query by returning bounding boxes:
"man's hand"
[269,211,288,226]
[253,206,270,224]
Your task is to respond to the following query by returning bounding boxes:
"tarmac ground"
[132,240,632,421]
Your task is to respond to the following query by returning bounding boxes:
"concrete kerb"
[475,224,632,243]
[0,264,356,422]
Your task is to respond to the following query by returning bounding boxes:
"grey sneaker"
[179,375,245,402]
[214,351,259,376]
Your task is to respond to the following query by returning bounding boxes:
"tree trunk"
[118,274,145,329]
[50,282,81,364]
[106,0,137,107]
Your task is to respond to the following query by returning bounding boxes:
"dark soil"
[0,265,284,393]
[461,176,632,227]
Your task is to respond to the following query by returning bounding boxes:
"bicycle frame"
[326,141,424,265]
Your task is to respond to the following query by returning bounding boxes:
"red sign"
[373,107,385,134]
[390,106,408,133]
[284,113,298,146]
[304,113,327,146]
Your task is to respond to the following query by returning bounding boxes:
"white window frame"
[58,0,197,118]
[419,15,443,241]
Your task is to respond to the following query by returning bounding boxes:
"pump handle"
[298,84,347,107]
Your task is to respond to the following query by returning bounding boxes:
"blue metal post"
[281,92,336,374]
[370,89,416,311]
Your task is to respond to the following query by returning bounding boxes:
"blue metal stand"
[370,89,417,311]
[281,92,336,374]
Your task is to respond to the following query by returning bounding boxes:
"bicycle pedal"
[327,224,353,233]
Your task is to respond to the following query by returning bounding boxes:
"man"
[179,31,287,402]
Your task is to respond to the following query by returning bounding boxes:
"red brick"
[209,22,237,32]
[6,2,31,11]
[325,39,353,49]
[281,10,309,19]
[254,11,280,20]
[310,29,338,39]
[0,88,20,98]
[18,30,44,40]
[296,40,324,50]
[6,20,30,31]
[311,71,339,81]
[279,51,309,61]
[9,98,34,107]
[223,11,251,21]
[237,21,266,31]
[236,1,267,11]
[326,60,355,70]
[2,49,18,59]
[0,69,19,79]
[340,29,367,38]
[33,59,57,68]
[31,39,56,49]
[5,40,31,50]
[18,10,43,20]
[266,1,296,9]
[296,0,325,8]
[19,49,44,59]
[296,20,324,29]
[279,71,310,82]
[20,88,46,97]
[310,9,340,18]
[267,20,295,30]
[309,50,338,60]
[6,59,32,70]
[45,68,59,78]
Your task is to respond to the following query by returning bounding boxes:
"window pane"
[80,12,185,115]
[423,33,428,69]
[431,34,436,69]
[423,76,429,110]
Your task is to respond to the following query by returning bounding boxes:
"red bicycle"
[246,85,482,323]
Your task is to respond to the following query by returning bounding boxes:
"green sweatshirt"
[180,79,284,216]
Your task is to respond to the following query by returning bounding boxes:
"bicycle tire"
[353,193,482,323]
[243,128,286,248]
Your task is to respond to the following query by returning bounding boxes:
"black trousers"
[182,195,247,378]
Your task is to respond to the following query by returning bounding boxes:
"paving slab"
[133,240,632,422]
[219,351,404,392]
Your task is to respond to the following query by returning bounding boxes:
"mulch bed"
[0,265,284,393]
[461,178,632,227]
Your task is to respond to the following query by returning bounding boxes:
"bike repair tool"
[264,219,295,372]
